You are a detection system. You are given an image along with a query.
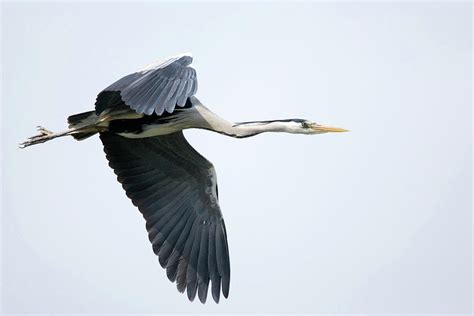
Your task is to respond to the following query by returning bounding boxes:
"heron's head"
[283,119,349,135]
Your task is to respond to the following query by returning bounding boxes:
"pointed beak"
[311,124,349,133]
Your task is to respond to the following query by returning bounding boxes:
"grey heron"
[20,53,347,303]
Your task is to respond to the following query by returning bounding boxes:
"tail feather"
[68,110,97,127]
[67,110,99,140]
[72,131,97,141]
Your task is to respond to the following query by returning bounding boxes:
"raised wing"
[96,54,198,116]
[100,132,230,303]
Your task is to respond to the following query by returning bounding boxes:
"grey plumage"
[20,53,348,305]
[96,54,197,116]
[186,223,203,301]
[166,213,195,282]
[100,132,230,303]
[197,226,210,303]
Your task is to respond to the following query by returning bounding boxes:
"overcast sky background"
[1,2,472,314]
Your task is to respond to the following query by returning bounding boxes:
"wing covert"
[96,54,198,116]
[100,132,230,303]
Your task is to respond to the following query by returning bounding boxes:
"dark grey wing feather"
[197,226,210,303]
[100,132,230,303]
[166,214,195,282]
[96,54,198,116]
[186,223,203,301]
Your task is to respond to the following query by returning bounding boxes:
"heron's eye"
[301,122,309,128]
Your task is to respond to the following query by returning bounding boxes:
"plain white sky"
[1,2,472,314]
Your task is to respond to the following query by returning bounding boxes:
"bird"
[20,53,348,304]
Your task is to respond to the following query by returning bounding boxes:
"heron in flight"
[20,53,347,303]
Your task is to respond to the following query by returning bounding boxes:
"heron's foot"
[19,126,55,148]
[36,126,54,136]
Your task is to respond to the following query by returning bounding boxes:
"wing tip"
[179,52,193,58]
[139,52,194,72]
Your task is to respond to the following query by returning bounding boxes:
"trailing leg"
[19,126,76,148]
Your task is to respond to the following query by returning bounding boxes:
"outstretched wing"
[100,132,230,303]
[96,54,198,116]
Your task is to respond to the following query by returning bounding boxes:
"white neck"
[229,121,297,138]
[190,102,301,138]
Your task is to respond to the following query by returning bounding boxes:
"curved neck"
[190,104,294,138]
[228,121,294,138]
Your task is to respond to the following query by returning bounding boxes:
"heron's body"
[21,53,347,304]
[67,96,316,140]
